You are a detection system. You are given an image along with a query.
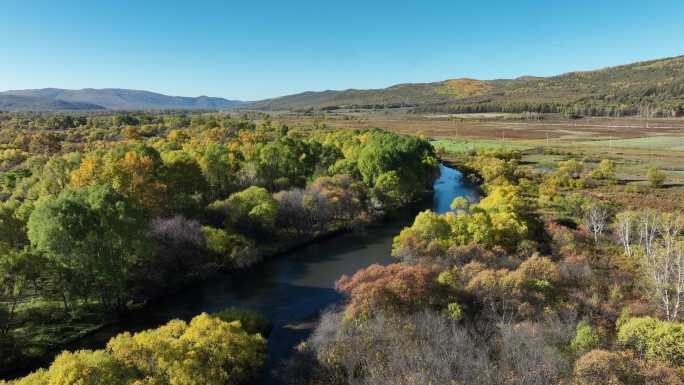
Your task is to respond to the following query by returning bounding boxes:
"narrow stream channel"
[17,164,479,382]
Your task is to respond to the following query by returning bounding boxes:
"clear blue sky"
[2,0,683,100]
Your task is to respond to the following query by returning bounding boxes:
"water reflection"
[433,163,480,213]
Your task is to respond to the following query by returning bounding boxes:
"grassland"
[586,136,684,151]
[431,138,533,153]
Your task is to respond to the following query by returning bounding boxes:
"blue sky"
[2,0,683,100]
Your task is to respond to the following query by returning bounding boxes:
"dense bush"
[8,313,266,385]
[617,316,684,366]
[335,263,441,317]
[570,320,601,355]
[280,310,568,385]
[574,349,682,385]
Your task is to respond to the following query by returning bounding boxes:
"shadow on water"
[20,165,479,384]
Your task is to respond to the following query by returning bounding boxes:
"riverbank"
[2,190,443,380]
[2,164,474,382]
[1,216,370,379]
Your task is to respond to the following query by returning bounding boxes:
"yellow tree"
[107,151,167,215]
[70,150,167,215]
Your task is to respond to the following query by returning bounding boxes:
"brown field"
[278,114,684,141]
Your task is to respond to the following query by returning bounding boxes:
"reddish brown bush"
[574,349,683,385]
[335,263,440,317]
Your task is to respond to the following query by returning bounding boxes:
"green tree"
[356,130,437,200]
[161,150,208,213]
[371,171,408,209]
[591,159,617,182]
[202,226,258,268]
[647,166,666,188]
[210,186,278,236]
[27,185,151,310]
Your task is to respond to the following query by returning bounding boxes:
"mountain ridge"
[248,55,684,116]
[3,55,684,115]
[0,88,245,111]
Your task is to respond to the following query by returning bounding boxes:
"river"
[24,164,480,382]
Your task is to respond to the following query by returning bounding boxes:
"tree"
[371,171,407,210]
[639,213,683,320]
[584,203,610,245]
[356,130,438,200]
[28,132,61,155]
[11,313,267,385]
[0,201,27,248]
[108,151,168,215]
[202,226,259,268]
[614,210,684,320]
[647,166,666,188]
[0,249,34,334]
[70,147,168,215]
[198,143,240,199]
[392,210,451,263]
[107,313,266,385]
[614,210,637,257]
[591,159,617,182]
[161,150,208,213]
[210,186,278,236]
[121,125,142,140]
[27,185,151,311]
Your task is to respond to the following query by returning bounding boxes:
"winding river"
[22,164,479,382]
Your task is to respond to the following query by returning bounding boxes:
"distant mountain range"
[3,55,684,115]
[250,55,684,116]
[0,88,246,111]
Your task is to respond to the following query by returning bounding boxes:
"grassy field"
[586,136,684,151]
[431,138,533,153]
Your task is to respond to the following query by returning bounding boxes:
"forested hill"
[0,94,105,111]
[0,88,246,111]
[249,55,684,116]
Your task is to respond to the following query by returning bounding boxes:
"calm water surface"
[34,165,479,382]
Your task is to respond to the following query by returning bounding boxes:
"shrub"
[573,349,630,385]
[335,263,440,317]
[287,310,495,385]
[647,167,666,188]
[214,307,272,337]
[570,321,601,355]
[590,159,617,181]
[443,302,464,321]
[617,316,684,366]
[574,349,683,385]
[202,226,259,268]
[150,215,205,247]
